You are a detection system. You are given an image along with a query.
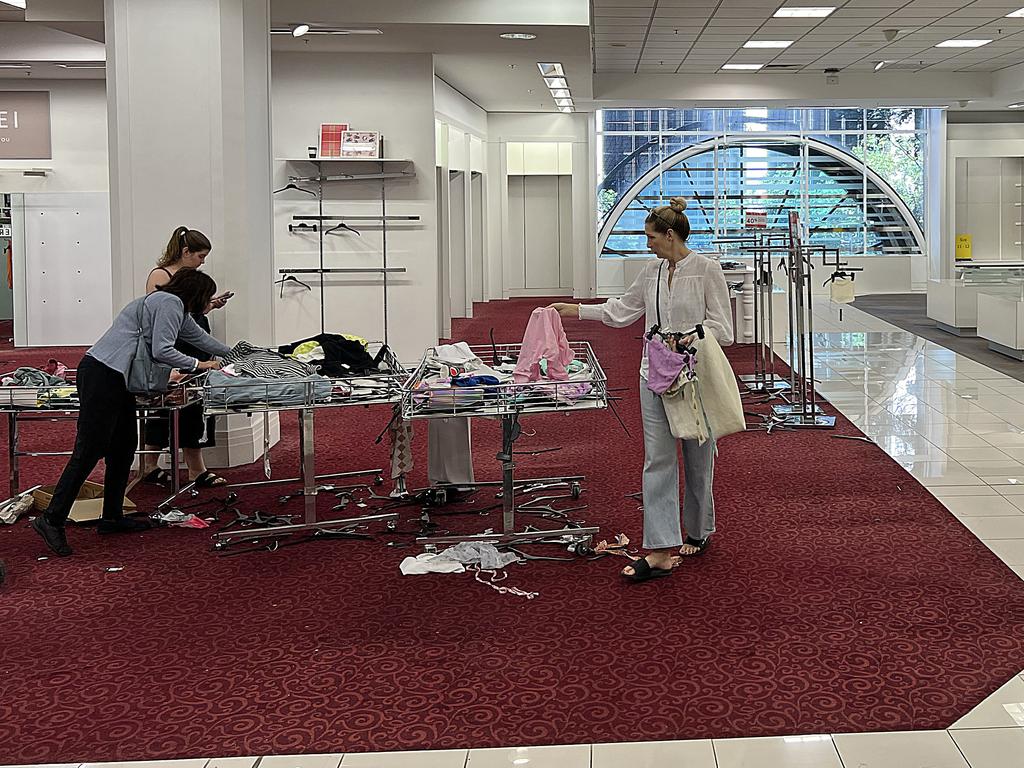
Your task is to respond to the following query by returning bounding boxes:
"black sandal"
[193,470,227,488]
[680,536,710,557]
[622,556,674,583]
[141,468,172,487]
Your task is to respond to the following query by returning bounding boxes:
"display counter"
[927,264,1024,336]
[977,282,1024,360]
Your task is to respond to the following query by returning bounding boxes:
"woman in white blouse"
[551,197,734,582]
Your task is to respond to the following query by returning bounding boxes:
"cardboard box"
[32,481,137,523]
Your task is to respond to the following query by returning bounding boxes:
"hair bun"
[668,197,688,213]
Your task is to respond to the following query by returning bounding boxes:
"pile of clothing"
[278,333,390,378]
[0,360,77,408]
[411,342,514,412]
[205,341,334,409]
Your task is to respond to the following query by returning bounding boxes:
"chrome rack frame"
[198,343,407,546]
[401,341,608,550]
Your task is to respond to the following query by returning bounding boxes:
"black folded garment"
[278,334,385,377]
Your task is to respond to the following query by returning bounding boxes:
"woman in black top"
[138,226,232,488]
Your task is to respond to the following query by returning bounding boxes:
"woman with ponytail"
[139,226,233,489]
[550,197,734,581]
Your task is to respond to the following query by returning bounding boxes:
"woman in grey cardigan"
[32,269,231,557]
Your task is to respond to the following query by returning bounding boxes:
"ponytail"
[158,226,212,267]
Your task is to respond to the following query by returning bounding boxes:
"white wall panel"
[471,172,484,302]
[19,192,111,346]
[448,171,467,318]
[523,142,559,175]
[506,176,525,291]
[558,175,573,290]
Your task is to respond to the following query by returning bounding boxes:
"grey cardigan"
[88,291,232,381]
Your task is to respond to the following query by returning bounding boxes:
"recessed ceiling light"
[0,0,27,8]
[743,40,793,48]
[543,76,568,89]
[936,39,991,47]
[537,62,564,76]
[1006,8,1024,17]
[500,32,536,40]
[609,43,627,47]
[555,98,573,107]
[270,27,382,35]
[550,88,571,98]
[292,24,310,37]
[0,63,30,69]
[56,62,106,69]
[722,63,764,70]
[558,106,573,113]
[874,61,886,71]
[1009,102,1024,109]
[773,6,835,18]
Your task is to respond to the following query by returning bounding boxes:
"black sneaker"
[31,516,72,557]
[97,516,153,535]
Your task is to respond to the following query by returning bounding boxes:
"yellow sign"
[955,234,972,261]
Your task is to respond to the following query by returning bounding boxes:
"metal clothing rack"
[401,341,608,549]
[197,344,408,550]
[275,157,418,342]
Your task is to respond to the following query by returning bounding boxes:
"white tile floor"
[5,302,1024,768]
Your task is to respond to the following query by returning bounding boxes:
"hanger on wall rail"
[325,222,362,237]
[288,222,319,234]
[273,182,317,196]
[274,274,313,298]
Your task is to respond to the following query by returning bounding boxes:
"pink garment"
[513,307,575,383]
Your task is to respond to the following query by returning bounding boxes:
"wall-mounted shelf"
[276,157,413,164]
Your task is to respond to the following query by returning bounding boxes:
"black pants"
[45,355,137,525]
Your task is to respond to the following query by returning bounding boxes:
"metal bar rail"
[401,341,607,549]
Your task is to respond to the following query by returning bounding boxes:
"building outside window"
[597,107,933,259]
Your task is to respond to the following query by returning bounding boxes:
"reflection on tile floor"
[5,302,1024,768]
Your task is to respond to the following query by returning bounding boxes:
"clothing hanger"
[324,221,362,237]
[273,182,316,197]
[288,222,318,234]
[274,274,313,298]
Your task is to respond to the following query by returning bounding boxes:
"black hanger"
[325,222,362,237]
[274,183,316,197]
[274,274,313,297]
[288,222,318,234]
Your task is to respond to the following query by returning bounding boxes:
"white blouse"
[578,253,734,379]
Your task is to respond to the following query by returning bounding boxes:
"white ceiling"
[593,0,1024,75]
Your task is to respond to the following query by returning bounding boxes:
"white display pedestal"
[204,412,281,469]
[927,278,982,336]
[977,288,1024,360]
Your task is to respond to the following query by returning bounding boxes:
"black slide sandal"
[194,470,228,488]
[680,536,710,557]
[623,556,673,583]
[141,468,172,487]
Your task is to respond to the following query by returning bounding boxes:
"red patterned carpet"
[1,298,1023,764]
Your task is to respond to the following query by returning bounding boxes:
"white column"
[105,0,278,467]
[104,0,274,345]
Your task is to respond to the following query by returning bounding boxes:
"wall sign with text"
[0,91,52,160]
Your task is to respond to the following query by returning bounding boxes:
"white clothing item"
[399,553,466,575]
[439,542,519,569]
[578,253,734,379]
[428,418,475,485]
[433,342,478,365]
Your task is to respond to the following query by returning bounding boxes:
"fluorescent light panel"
[555,98,573,107]
[550,88,571,98]
[936,39,991,47]
[773,6,835,18]
[1006,8,1024,17]
[544,76,568,89]
[558,106,573,113]
[500,32,536,40]
[56,62,106,69]
[722,63,763,70]
[0,0,27,8]
[537,62,564,77]
[1009,102,1024,109]
[0,63,30,68]
[743,40,792,48]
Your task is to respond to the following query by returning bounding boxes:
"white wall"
[944,122,1024,279]
[0,79,108,192]
[271,52,437,363]
[486,112,594,301]
[434,77,487,139]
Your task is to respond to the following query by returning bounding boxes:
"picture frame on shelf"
[318,123,349,158]
[340,130,380,159]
